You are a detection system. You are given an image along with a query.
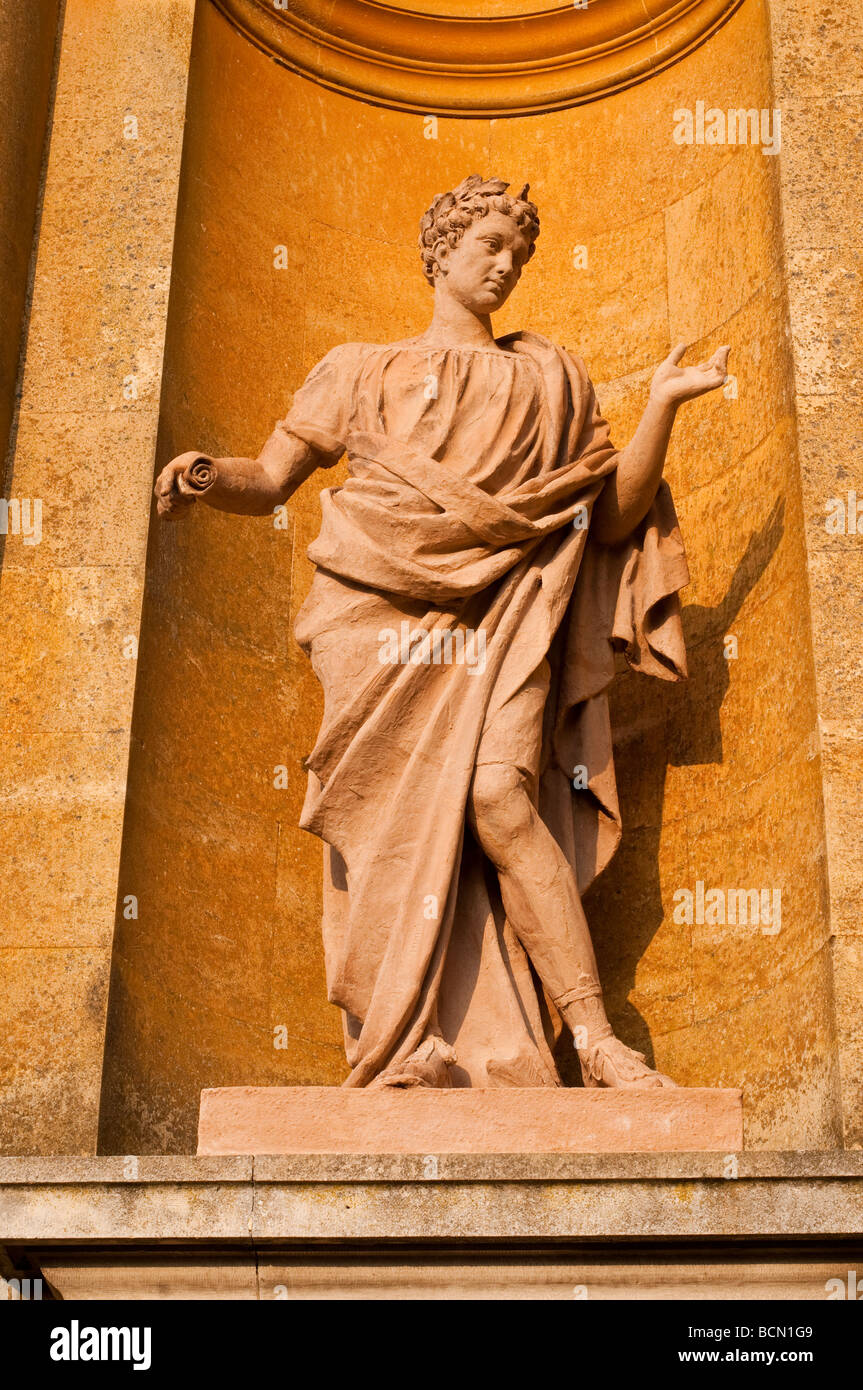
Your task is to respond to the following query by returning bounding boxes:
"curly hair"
[418,175,540,287]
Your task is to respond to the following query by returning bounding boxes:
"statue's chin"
[467,293,506,316]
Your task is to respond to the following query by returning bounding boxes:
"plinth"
[197,1086,743,1155]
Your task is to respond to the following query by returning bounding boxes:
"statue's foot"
[371,1036,457,1090]
[577,1030,676,1089]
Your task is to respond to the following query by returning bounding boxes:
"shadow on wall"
[554,496,786,1083]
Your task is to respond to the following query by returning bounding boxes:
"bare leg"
[468,762,675,1089]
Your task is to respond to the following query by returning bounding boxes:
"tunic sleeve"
[276,344,363,465]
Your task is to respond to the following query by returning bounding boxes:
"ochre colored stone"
[98,0,841,1151]
[0,0,196,1156]
[0,0,855,1163]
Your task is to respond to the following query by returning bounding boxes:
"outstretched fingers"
[696,344,731,376]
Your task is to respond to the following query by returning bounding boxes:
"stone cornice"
[3,1154,863,1245]
[208,0,744,116]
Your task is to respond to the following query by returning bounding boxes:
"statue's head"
[418,175,540,314]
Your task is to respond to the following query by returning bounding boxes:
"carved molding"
[208,0,744,116]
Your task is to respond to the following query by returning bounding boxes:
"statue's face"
[435,210,532,314]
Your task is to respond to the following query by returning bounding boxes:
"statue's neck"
[419,288,498,350]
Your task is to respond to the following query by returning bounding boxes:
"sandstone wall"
[97,0,838,1151]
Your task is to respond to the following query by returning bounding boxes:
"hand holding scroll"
[154,452,216,517]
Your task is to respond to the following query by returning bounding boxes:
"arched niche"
[99,0,839,1152]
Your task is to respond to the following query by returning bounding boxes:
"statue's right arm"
[154,427,320,518]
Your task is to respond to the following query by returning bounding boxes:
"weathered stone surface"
[197,1086,744,1156]
[0,0,196,1156]
[100,0,839,1154]
[0,0,60,468]
[28,1251,862,1301]
[0,0,855,1177]
[767,0,863,1145]
[2,1154,863,1298]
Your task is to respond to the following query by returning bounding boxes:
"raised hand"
[649,343,731,409]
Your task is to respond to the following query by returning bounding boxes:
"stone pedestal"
[197,1086,744,1156]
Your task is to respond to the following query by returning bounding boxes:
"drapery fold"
[286,334,688,1086]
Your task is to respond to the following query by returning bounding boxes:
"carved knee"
[469,763,533,865]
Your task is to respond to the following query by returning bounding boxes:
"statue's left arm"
[591,343,730,545]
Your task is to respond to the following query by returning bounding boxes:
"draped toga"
[281,332,689,1088]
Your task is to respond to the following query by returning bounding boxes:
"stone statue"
[155,176,730,1093]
